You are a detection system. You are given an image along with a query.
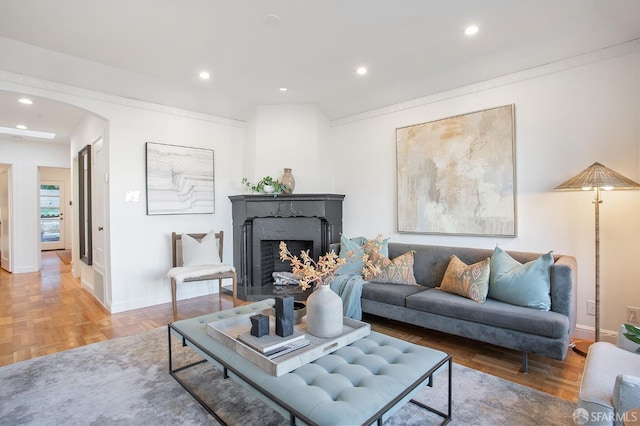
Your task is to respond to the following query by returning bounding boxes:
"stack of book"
[237,330,310,359]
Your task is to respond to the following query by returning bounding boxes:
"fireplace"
[229,194,344,301]
[259,239,313,286]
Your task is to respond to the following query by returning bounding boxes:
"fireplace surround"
[229,194,344,301]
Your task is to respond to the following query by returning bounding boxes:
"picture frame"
[145,142,215,215]
[396,104,516,236]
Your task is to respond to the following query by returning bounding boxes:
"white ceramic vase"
[306,283,343,338]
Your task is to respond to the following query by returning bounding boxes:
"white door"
[0,166,10,271]
[92,138,108,305]
[40,180,65,251]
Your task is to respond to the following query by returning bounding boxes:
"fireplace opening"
[260,240,313,287]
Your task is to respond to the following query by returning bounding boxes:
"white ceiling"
[1,0,640,142]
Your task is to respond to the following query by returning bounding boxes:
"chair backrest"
[171,231,224,267]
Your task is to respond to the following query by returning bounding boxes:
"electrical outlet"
[587,300,596,316]
[627,307,640,325]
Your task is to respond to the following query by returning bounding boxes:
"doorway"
[39,167,71,253]
[40,180,65,250]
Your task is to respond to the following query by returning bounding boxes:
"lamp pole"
[593,187,601,343]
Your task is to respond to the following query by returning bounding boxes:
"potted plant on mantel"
[241,176,287,196]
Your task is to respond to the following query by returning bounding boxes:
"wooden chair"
[168,231,237,319]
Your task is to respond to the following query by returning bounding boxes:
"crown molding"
[0,70,246,128]
[331,38,640,127]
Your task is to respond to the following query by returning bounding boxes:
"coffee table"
[169,299,452,425]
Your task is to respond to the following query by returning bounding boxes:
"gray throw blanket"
[329,273,369,320]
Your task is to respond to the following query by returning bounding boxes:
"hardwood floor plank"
[0,251,585,402]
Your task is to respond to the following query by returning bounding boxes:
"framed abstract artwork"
[396,104,516,236]
[145,142,215,215]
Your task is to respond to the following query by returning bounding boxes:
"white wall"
[331,49,640,338]
[0,138,70,272]
[102,105,245,312]
[244,105,334,193]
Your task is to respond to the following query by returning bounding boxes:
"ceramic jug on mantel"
[281,168,295,194]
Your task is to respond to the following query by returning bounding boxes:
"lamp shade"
[554,162,640,191]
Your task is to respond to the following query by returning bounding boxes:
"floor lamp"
[554,162,640,356]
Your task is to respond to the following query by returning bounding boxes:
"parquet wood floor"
[0,251,584,402]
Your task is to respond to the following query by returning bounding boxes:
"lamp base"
[572,340,593,357]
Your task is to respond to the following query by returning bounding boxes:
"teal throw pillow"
[488,246,553,311]
[336,235,366,275]
[336,235,389,276]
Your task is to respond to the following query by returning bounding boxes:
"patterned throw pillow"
[438,255,490,302]
[368,250,418,285]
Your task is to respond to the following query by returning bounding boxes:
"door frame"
[0,165,11,272]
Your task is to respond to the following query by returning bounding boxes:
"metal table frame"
[168,323,452,426]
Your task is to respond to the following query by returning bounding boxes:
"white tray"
[206,311,371,376]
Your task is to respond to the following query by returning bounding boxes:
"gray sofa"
[358,242,577,372]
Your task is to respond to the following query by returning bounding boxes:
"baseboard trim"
[109,281,220,314]
[573,324,617,344]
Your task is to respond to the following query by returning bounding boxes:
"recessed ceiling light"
[16,124,27,130]
[464,25,479,36]
[0,126,55,139]
[18,97,33,105]
[279,87,288,92]
[199,71,211,80]
[356,67,368,76]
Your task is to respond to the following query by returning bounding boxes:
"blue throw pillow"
[336,235,365,275]
[336,235,388,276]
[488,246,553,311]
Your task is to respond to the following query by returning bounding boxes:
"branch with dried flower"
[359,235,385,280]
[279,241,346,290]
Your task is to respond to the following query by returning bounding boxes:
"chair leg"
[218,278,223,310]
[171,278,178,320]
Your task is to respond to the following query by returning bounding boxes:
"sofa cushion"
[489,246,553,311]
[361,282,427,307]
[405,288,569,339]
[438,255,490,302]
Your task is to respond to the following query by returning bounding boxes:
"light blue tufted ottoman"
[169,299,452,425]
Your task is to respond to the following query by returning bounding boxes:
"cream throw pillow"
[181,231,221,266]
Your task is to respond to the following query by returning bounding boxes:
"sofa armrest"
[613,374,640,423]
[550,255,577,336]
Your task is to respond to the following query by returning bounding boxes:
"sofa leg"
[522,352,528,374]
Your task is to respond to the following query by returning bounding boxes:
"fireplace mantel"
[229,194,344,300]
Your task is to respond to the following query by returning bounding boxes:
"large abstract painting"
[396,104,516,236]
[145,142,215,215]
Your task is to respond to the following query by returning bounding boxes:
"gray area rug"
[0,327,576,425]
